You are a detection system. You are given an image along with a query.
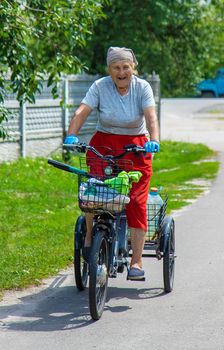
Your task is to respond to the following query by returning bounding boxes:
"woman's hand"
[64,134,79,145]
[144,140,160,153]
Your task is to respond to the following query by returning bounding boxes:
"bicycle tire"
[74,216,88,291]
[163,218,175,293]
[89,229,108,320]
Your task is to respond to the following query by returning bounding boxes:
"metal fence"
[0,73,160,162]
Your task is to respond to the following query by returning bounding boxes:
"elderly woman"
[65,46,160,280]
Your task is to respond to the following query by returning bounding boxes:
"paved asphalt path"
[1,98,224,350]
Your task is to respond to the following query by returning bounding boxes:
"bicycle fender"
[160,216,174,253]
[92,224,109,235]
[75,215,86,249]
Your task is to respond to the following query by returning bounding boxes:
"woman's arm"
[67,103,92,135]
[144,106,160,141]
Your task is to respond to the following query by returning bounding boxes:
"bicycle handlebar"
[63,142,146,159]
[48,143,147,176]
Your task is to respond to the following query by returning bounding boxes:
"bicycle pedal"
[117,265,125,273]
[127,276,145,282]
[109,272,117,278]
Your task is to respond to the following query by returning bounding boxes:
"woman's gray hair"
[107,46,138,66]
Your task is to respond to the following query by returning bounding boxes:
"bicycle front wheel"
[89,230,108,320]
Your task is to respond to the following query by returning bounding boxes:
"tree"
[0,0,108,139]
[79,0,224,97]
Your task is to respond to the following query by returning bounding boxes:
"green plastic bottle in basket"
[146,187,164,240]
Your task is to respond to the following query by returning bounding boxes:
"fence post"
[62,78,69,139]
[62,78,70,160]
[151,71,160,127]
[19,102,26,158]
[144,72,161,127]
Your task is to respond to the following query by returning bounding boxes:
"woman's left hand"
[144,140,160,153]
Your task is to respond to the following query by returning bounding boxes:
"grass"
[151,141,219,212]
[0,141,219,294]
[0,157,80,293]
[205,109,224,114]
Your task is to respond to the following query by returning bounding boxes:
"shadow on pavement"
[107,285,165,302]
[0,278,165,332]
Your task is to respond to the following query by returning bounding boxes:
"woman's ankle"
[84,235,92,247]
[130,262,142,269]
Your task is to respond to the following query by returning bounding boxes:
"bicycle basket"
[146,193,168,241]
[78,157,133,214]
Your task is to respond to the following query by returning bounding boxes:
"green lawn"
[151,141,219,211]
[0,141,219,294]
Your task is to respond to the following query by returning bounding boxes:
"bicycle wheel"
[89,229,108,320]
[74,215,88,291]
[163,218,175,293]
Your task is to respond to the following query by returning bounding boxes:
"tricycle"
[48,142,175,320]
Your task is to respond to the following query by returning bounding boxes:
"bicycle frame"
[91,211,128,278]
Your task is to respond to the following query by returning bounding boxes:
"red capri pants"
[87,131,152,231]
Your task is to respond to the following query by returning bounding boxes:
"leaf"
[0,0,107,127]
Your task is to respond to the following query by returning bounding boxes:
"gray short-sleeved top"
[81,75,155,135]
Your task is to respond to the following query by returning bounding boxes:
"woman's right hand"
[144,140,160,153]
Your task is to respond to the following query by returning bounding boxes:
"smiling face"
[108,60,134,93]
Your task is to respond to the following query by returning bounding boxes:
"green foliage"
[80,0,224,97]
[200,0,224,78]
[0,105,11,139]
[0,0,108,135]
[0,141,219,291]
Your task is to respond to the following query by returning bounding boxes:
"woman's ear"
[132,64,138,76]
